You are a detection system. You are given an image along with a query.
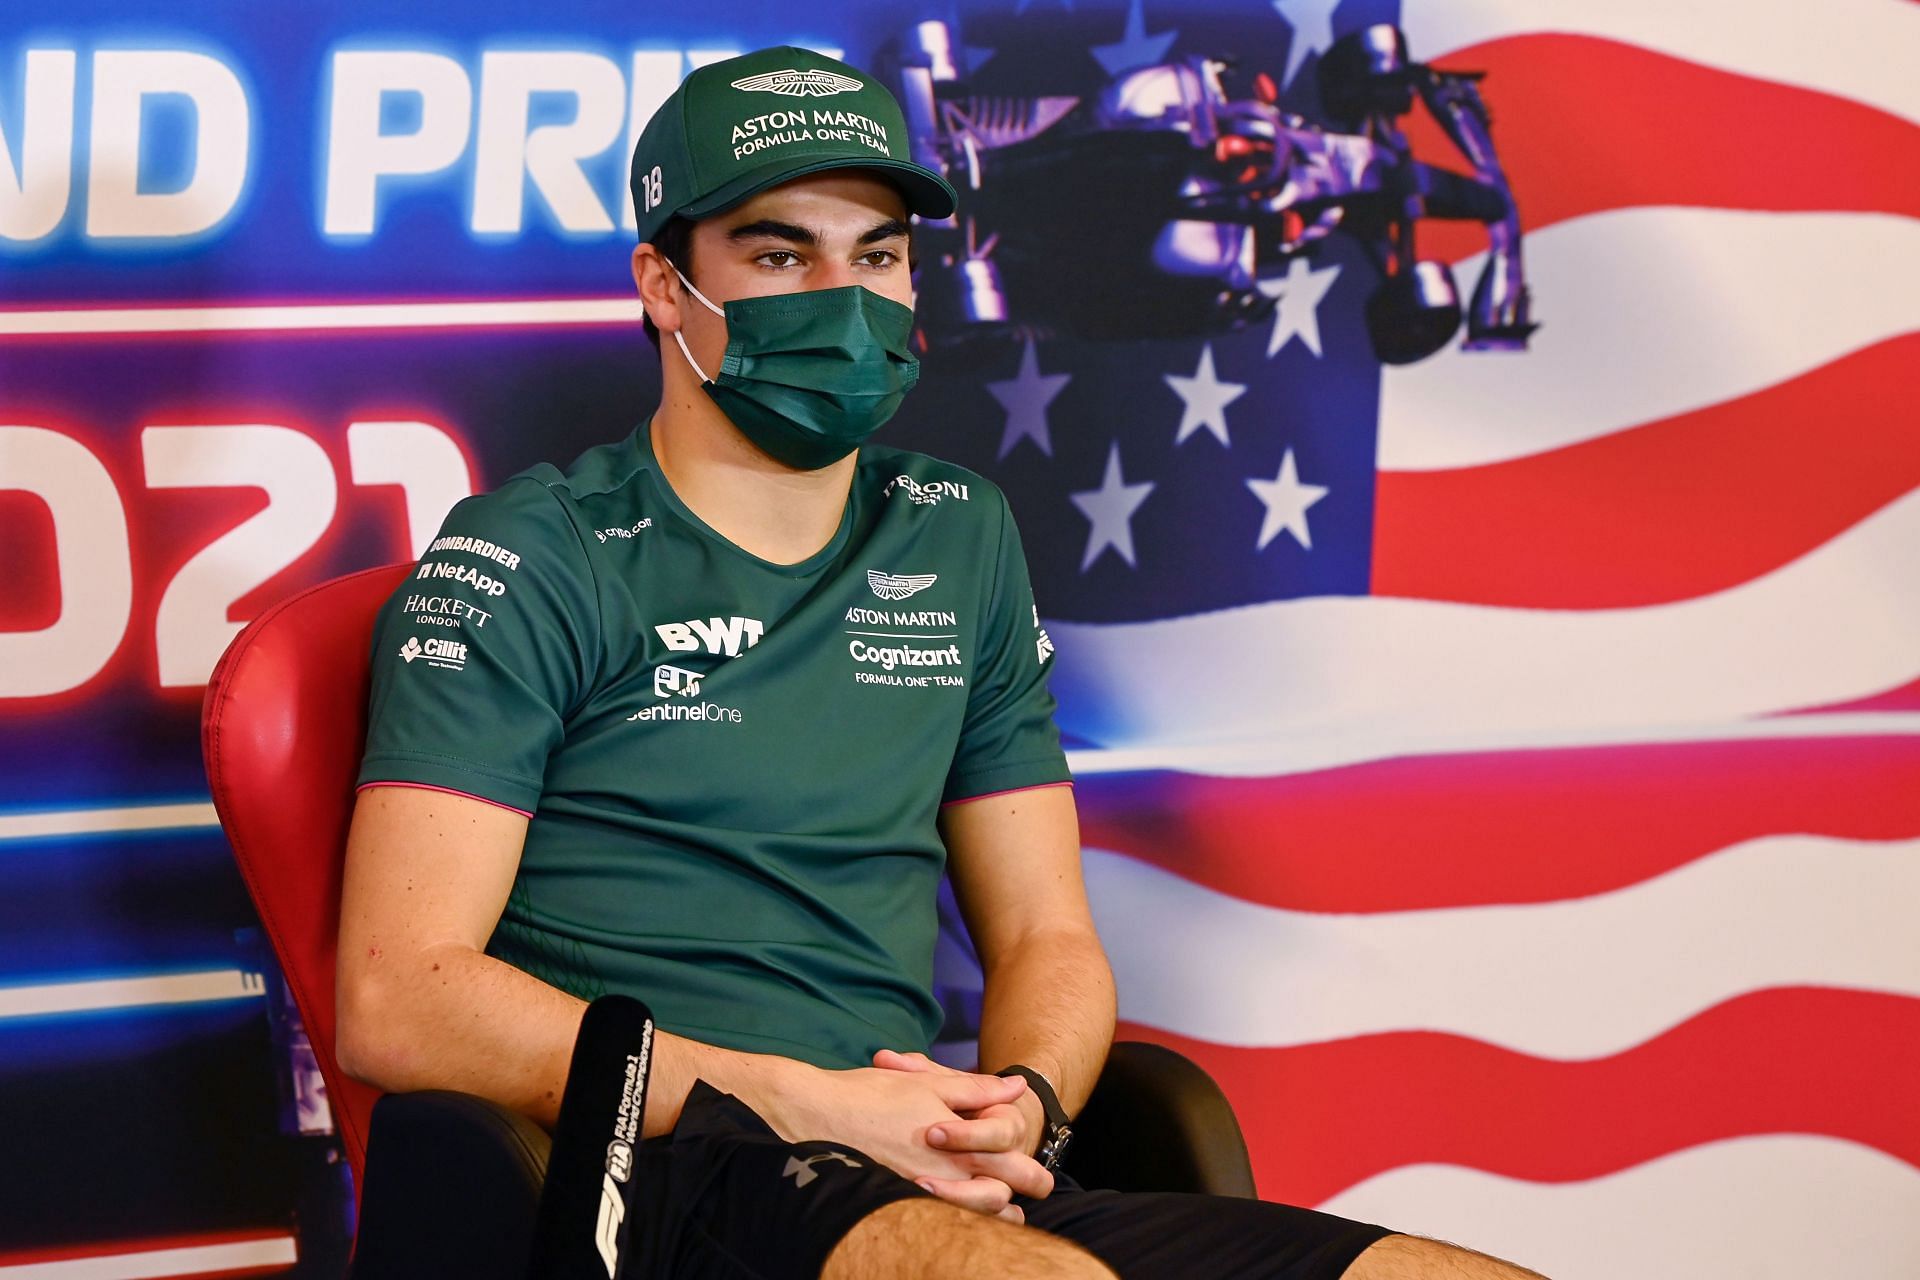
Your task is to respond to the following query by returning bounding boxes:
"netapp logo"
[415,560,508,597]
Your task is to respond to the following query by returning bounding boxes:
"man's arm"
[935,783,1116,1153]
[336,784,810,1137]
[335,784,1047,1215]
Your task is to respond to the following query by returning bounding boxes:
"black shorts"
[622,1080,1395,1279]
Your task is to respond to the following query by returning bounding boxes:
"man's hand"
[870,1049,1053,1213]
[761,1057,1050,1224]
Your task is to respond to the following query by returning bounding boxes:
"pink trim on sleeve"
[356,780,534,818]
[940,780,1074,809]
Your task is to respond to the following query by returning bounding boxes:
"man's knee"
[823,1197,1118,1280]
[1345,1232,1549,1280]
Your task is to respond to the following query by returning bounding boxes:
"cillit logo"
[867,571,937,601]
[731,68,863,97]
[655,616,765,657]
[399,635,468,670]
[883,475,969,506]
[653,664,703,699]
[1034,605,1055,666]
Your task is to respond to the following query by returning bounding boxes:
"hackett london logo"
[731,68,863,98]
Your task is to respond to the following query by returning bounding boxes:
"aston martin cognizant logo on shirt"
[867,571,938,601]
[731,69,863,97]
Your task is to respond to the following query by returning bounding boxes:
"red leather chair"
[203,564,1255,1273]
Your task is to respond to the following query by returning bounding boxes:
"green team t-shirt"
[357,422,1069,1070]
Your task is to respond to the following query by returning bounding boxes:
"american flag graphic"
[916,3,1920,1275]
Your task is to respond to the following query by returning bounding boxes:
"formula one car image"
[887,21,1537,363]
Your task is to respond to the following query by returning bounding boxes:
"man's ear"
[631,242,682,334]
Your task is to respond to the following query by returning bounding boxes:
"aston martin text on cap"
[629,45,958,244]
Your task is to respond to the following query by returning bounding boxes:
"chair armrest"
[1059,1041,1258,1198]
[349,1091,552,1280]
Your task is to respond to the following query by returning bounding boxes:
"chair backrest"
[202,562,413,1183]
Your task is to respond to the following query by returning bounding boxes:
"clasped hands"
[772,1047,1051,1225]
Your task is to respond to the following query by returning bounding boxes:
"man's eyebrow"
[858,218,912,245]
[725,219,817,246]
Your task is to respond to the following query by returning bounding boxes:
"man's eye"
[759,251,798,268]
[860,250,899,268]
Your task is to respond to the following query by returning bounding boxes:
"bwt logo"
[0,44,842,245]
[654,616,764,657]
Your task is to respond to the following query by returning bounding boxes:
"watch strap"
[994,1064,1072,1169]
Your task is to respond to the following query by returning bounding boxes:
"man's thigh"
[627,1080,932,1280]
[1020,1177,1395,1280]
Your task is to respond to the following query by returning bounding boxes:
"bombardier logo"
[399,635,467,670]
[731,68,863,97]
[867,571,937,601]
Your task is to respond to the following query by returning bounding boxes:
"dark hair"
[641,214,698,350]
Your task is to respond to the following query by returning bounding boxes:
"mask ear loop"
[666,261,725,384]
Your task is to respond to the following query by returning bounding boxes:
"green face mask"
[671,265,921,470]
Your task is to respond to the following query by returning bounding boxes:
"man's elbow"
[334,963,412,1090]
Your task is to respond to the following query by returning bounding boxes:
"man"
[337,45,1548,1280]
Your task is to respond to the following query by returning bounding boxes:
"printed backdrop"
[2,1,1916,1276]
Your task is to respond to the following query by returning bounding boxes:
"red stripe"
[1400,33,1920,266]
[1371,336,1920,608]
[1118,987,1920,1206]
[1078,734,1920,913]
[1779,672,1920,715]
[355,779,534,818]
[0,1229,292,1270]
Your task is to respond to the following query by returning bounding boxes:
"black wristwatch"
[995,1065,1073,1171]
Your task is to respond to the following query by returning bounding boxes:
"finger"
[996,1203,1027,1226]
[928,1112,1026,1154]
[958,1151,1055,1201]
[915,1174,1014,1217]
[932,1072,1027,1113]
[873,1048,952,1074]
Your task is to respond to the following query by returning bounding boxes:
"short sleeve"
[357,476,600,814]
[943,495,1072,803]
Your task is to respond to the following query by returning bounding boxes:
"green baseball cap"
[629,46,957,245]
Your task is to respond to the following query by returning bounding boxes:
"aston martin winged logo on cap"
[629,47,957,247]
[731,68,864,97]
[867,571,939,601]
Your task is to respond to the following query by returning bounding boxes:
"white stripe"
[1379,208,1920,471]
[1403,0,1920,128]
[1086,835,1920,1057]
[0,1236,297,1279]
[0,970,265,1021]
[1048,485,1920,775]
[0,297,643,337]
[1064,711,1920,778]
[1317,1135,1920,1279]
[0,802,220,843]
